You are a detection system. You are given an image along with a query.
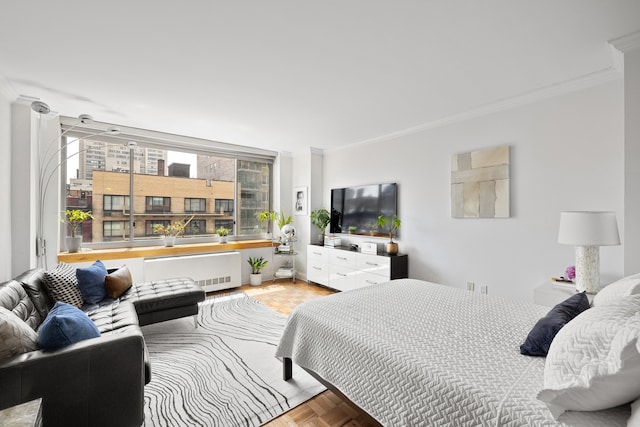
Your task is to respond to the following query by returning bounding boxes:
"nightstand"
[533,281,595,307]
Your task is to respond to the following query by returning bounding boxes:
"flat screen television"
[330,183,398,235]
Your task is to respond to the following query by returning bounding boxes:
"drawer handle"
[337,272,347,277]
[337,256,348,260]
[313,266,322,270]
[365,262,379,266]
[365,280,378,285]
[313,252,322,255]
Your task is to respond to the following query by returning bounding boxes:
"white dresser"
[307,244,408,292]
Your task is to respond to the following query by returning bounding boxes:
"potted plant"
[310,208,331,245]
[348,225,357,234]
[63,209,93,253]
[153,216,193,247]
[376,214,401,255]
[216,226,231,243]
[256,210,276,239]
[248,256,268,286]
[275,210,292,231]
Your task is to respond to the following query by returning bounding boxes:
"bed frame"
[282,357,382,426]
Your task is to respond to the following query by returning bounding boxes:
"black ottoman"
[121,277,205,327]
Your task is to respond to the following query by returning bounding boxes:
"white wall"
[623,46,640,275]
[320,81,625,302]
[0,82,12,281]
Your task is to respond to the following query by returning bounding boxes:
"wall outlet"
[480,285,488,294]
[466,281,475,291]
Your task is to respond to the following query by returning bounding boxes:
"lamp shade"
[558,211,620,246]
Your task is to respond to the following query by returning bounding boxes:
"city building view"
[65,139,271,243]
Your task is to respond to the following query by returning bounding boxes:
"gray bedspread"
[276,279,630,426]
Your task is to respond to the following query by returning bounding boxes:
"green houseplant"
[275,210,292,230]
[216,226,231,243]
[153,215,194,247]
[376,214,401,255]
[310,208,331,245]
[248,256,268,285]
[256,210,276,239]
[63,209,94,253]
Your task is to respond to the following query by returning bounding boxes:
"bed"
[276,279,633,426]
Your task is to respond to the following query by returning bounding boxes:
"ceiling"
[1,1,639,153]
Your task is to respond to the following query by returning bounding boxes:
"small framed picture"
[294,186,307,215]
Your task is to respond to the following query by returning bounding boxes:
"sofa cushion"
[16,269,54,319]
[104,266,133,299]
[0,306,39,359]
[84,300,140,334]
[0,279,42,330]
[76,260,108,304]
[38,302,101,351]
[43,263,84,308]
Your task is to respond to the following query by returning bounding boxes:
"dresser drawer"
[329,250,356,268]
[307,262,329,285]
[355,271,389,288]
[307,246,328,261]
[329,266,356,291]
[356,253,390,277]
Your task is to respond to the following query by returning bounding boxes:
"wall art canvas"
[294,186,308,216]
[451,145,510,218]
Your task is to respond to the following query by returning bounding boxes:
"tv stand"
[307,244,408,292]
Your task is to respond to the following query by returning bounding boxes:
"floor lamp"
[32,101,120,268]
[558,211,620,293]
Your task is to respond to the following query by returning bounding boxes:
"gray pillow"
[0,306,39,359]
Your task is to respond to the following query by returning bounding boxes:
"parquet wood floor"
[209,279,380,427]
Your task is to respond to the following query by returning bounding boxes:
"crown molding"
[329,65,622,153]
[609,30,640,53]
[309,147,324,156]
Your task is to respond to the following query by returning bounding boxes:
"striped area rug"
[141,293,325,426]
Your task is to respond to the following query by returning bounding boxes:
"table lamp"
[558,211,620,293]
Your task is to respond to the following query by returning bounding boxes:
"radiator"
[143,252,241,292]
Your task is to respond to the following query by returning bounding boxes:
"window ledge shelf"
[57,240,274,263]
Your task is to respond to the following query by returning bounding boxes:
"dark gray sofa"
[0,268,205,427]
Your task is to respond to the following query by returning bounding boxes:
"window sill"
[57,240,274,263]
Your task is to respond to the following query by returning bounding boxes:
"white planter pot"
[164,236,176,247]
[249,273,262,286]
[219,235,228,243]
[66,236,82,253]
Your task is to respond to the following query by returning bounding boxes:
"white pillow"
[537,295,640,419]
[592,273,640,307]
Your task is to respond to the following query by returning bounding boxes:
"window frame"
[59,118,275,251]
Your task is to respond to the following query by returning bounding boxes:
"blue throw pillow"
[76,260,108,305]
[37,302,101,351]
[520,292,590,357]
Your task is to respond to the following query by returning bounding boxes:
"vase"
[249,273,262,286]
[386,242,398,255]
[164,236,176,247]
[66,236,82,253]
[219,236,228,243]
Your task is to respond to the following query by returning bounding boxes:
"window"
[104,195,130,213]
[61,118,274,249]
[214,199,234,215]
[103,221,130,240]
[185,198,206,213]
[146,196,171,213]
[185,219,206,236]
[145,220,170,236]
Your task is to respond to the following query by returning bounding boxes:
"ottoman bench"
[121,277,206,327]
